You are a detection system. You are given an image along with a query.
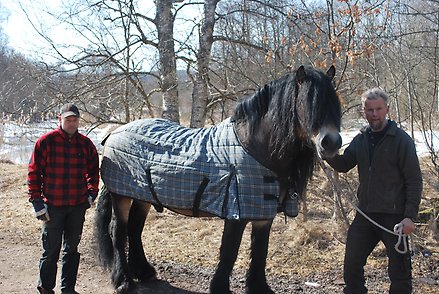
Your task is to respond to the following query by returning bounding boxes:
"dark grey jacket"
[326,120,422,220]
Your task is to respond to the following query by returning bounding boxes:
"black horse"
[95,65,342,294]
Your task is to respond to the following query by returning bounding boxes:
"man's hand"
[31,198,50,222]
[88,192,97,207]
[400,217,416,235]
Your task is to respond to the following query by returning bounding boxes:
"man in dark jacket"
[325,88,422,294]
[28,103,100,294]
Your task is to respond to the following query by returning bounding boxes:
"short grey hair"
[361,88,389,106]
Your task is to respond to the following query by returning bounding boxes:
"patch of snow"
[0,121,437,164]
[339,127,438,158]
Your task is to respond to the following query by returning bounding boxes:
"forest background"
[0,0,437,248]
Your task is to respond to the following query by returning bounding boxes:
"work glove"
[32,198,50,222]
[88,191,97,207]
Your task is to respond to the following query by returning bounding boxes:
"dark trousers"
[343,213,412,294]
[38,203,88,292]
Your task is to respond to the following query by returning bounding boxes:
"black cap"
[60,103,80,118]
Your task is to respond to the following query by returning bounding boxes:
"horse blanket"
[100,118,298,220]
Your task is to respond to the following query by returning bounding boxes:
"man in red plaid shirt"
[27,103,99,294]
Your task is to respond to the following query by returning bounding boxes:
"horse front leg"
[210,219,247,294]
[127,200,157,283]
[246,219,274,294]
[111,195,136,294]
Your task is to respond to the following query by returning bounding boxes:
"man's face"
[363,97,389,132]
[59,115,80,136]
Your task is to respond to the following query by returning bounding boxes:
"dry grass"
[0,161,437,293]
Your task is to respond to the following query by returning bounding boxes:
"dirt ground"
[0,161,437,294]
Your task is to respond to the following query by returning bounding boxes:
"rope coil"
[354,205,410,254]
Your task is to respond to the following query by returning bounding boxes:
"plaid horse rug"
[101,118,298,220]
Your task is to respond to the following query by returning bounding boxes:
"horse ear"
[296,65,306,83]
[326,65,336,80]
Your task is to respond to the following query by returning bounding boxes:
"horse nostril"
[321,135,330,149]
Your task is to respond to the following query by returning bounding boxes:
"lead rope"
[354,206,410,254]
[393,223,408,254]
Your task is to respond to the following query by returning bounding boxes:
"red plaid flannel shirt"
[27,127,100,206]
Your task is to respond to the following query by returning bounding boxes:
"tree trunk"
[190,0,219,128]
[155,0,180,123]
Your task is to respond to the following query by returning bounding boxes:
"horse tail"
[94,184,114,270]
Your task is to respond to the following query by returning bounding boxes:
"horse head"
[293,65,342,160]
[233,65,342,192]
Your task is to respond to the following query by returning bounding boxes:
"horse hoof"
[210,290,232,294]
[210,283,232,294]
[115,281,136,294]
[138,272,158,284]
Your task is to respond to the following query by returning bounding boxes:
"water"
[0,120,105,164]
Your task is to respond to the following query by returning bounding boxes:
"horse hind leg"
[127,199,157,283]
[246,219,275,294]
[210,219,247,294]
[111,195,136,293]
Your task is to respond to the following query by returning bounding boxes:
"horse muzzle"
[315,127,342,159]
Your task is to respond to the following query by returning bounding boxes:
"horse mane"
[287,141,316,196]
[233,74,296,149]
[232,70,307,156]
[232,83,272,135]
[232,66,337,195]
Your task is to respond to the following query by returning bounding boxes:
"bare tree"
[190,0,220,128]
[379,0,439,175]
[153,0,180,122]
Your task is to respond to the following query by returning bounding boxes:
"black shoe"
[37,287,55,294]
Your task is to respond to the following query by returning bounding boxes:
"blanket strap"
[192,177,210,217]
[222,165,236,218]
[146,168,164,213]
[277,179,300,220]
